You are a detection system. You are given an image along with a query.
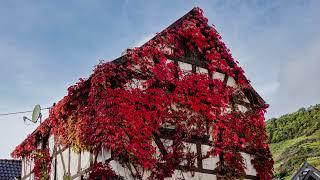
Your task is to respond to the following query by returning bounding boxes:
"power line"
[0,107,51,116]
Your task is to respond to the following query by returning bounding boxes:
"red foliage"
[87,163,121,180]
[12,7,273,179]
[31,149,51,180]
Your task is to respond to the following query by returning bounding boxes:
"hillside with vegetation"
[266,104,320,179]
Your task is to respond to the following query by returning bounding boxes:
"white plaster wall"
[42,142,257,180]
[221,106,232,116]
[21,158,34,180]
[241,152,257,176]
[161,122,175,129]
[96,147,111,163]
[160,138,173,152]
[237,104,248,113]
[48,135,55,156]
[36,117,259,180]
[28,158,33,177]
[55,148,69,180]
[208,126,213,141]
[166,47,174,55]
[69,149,79,176]
[107,160,218,180]
[152,140,161,158]
[243,96,250,103]
[80,151,91,171]
[50,158,55,180]
[226,76,237,88]
[196,66,208,74]
[28,173,34,180]
[178,61,193,73]
[166,59,174,64]
[160,46,173,55]
[165,170,217,180]
[212,72,225,81]
[109,160,134,179]
[21,158,26,177]
[125,78,146,90]
[201,145,219,170]
[181,142,197,166]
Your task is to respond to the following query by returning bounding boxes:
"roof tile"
[0,159,21,179]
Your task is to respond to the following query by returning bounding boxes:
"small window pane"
[166,59,173,63]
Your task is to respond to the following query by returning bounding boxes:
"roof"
[0,159,21,180]
[292,161,320,180]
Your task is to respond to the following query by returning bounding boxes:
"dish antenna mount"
[23,104,42,123]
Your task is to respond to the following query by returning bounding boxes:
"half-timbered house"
[13,7,273,180]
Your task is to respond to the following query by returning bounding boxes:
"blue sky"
[0,0,319,158]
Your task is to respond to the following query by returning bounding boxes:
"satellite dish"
[22,104,48,124]
[31,104,42,123]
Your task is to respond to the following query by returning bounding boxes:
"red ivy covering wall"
[31,149,51,180]
[87,163,122,180]
[12,7,273,180]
